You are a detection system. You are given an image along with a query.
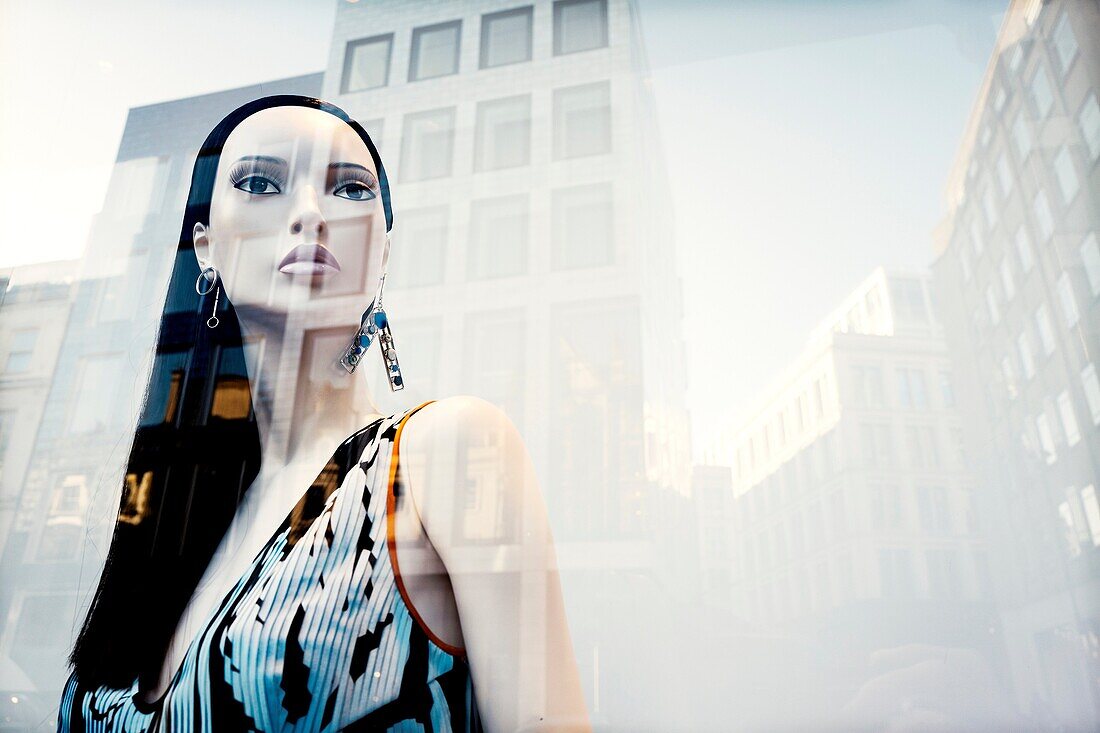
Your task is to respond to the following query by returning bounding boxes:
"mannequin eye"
[334,181,377,201]
[234,175,282,196]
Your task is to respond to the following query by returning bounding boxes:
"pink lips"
[277,244,342,275]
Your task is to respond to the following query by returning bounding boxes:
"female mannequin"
[59,96,588,733]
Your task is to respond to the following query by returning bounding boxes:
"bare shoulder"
[399,396,528,519]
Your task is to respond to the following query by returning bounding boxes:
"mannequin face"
[194,106,386,315]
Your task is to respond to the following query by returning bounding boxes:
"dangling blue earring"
[341,233,404,391]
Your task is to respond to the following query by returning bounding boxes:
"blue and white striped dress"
[58,400,481,732]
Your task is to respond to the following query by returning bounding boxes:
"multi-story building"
[0,0,691,726]
[323,1,691,724]
[930,0,1100,726]
[0,75,322,729]
[705,269,991,676]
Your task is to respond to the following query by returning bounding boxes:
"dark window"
[410,20,462,81]
[480,6,534,68]
[341,34,394,93]
[553,0,608,56]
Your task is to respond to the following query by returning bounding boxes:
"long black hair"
[69,95,392,689]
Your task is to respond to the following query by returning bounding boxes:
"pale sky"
[0,0,1005,458]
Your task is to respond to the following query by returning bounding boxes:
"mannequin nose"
[289,186,326,237]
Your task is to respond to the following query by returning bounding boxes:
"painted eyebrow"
[232,154,289,168]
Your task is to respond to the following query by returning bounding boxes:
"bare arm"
[401,396,591,733]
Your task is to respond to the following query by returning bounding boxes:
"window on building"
[996,152,1013,196]
[1056,272,1079,328]
[1036,412,1057,464]
[981,186,998,229]
[0,409,14,472]
[1080,232,1100,296]
[916,485,950,534]
[553,81,611,159]
[1029,64,1054,119]
[985,285,1000,325]
[938,371,955,408]
[1080,485,1100,547]
[68,354,124,433]
[852,365,884,407]
[959,246,971,282]
[879,548,914,598]
[409,20,461,81]
[1035,304,1056,355]
[1012,112,1032,160]
[480,6,533,68]
[467,194,530,280]
[1053,146,1079,204]
[992,84,1007,113]
[1017,332,1036,380]
[926,548,960,599]
[1000,259,1015,301]
[891,279,926,321]
[1015,226,1034,273]
[341,34,393,93]
[905,425,940,468]
[1079,94,1100,162]
[400,107,456,181]
[1002,356,1019,399]
[1056,390,1081,447]
[969,218,984,255]
[1052,12,1079,75]
[861,423,893,467]
[896,368,929,409]
[4,328,37,373]
[551,182,613,270]
[1082,364,1100,425]
[387,206,448,288]
[553,0,608,56]
[474,94,531,171]
[1033,190,1054,241]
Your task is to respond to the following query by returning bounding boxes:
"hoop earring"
[195,265,220,328]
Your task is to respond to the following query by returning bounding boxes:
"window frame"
[409,19,463,82]
[340,33,395,94]
[479,5,534,69]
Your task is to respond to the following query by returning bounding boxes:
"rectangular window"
[879,548,914,598]
[467,194,530,280]
[1080,232,1100,296]
[1002,356,1019,399]
[551,182,613,270]
[400,107,456,181]
[1079,94,1100,161]
[1036,412,1057,464]
[959,246,971,282]
[1053,146,1079,203]
[996,152,1013,196]
[1017,332,1036,379]
[409,20,461,81]
[68,354,124,434]
[981,187,998,229]
[1012,113,1032,160]
[1030,64,1054,119]
[1057,390,1080,447]
[553,81,611,160]
[1015,226,1034,273]
[553,0,608,56]
[473,94,532,171]
[1082,364,1100,425]
[387,206,448,288]
[1033,190,1054,241]
[1052,12,1078,75]
[479,6,533,69]
[1056,272,1079,328]
[985,285,1000,325]
[1000,259,1015,301]
[1080,485,1100,547]
[341,34,393,93]
[939,371,955,408]
[1035,304,1056,355]
[4,328,37,373]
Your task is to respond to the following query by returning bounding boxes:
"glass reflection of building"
[0,75,322,727]
[705,269,992,681]
[0,0,691,726]
[930,0,1100,725]
[328,1,691,724]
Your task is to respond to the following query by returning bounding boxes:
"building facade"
[930,0,1100,725]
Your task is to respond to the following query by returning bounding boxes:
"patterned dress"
[58,400,482,732]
